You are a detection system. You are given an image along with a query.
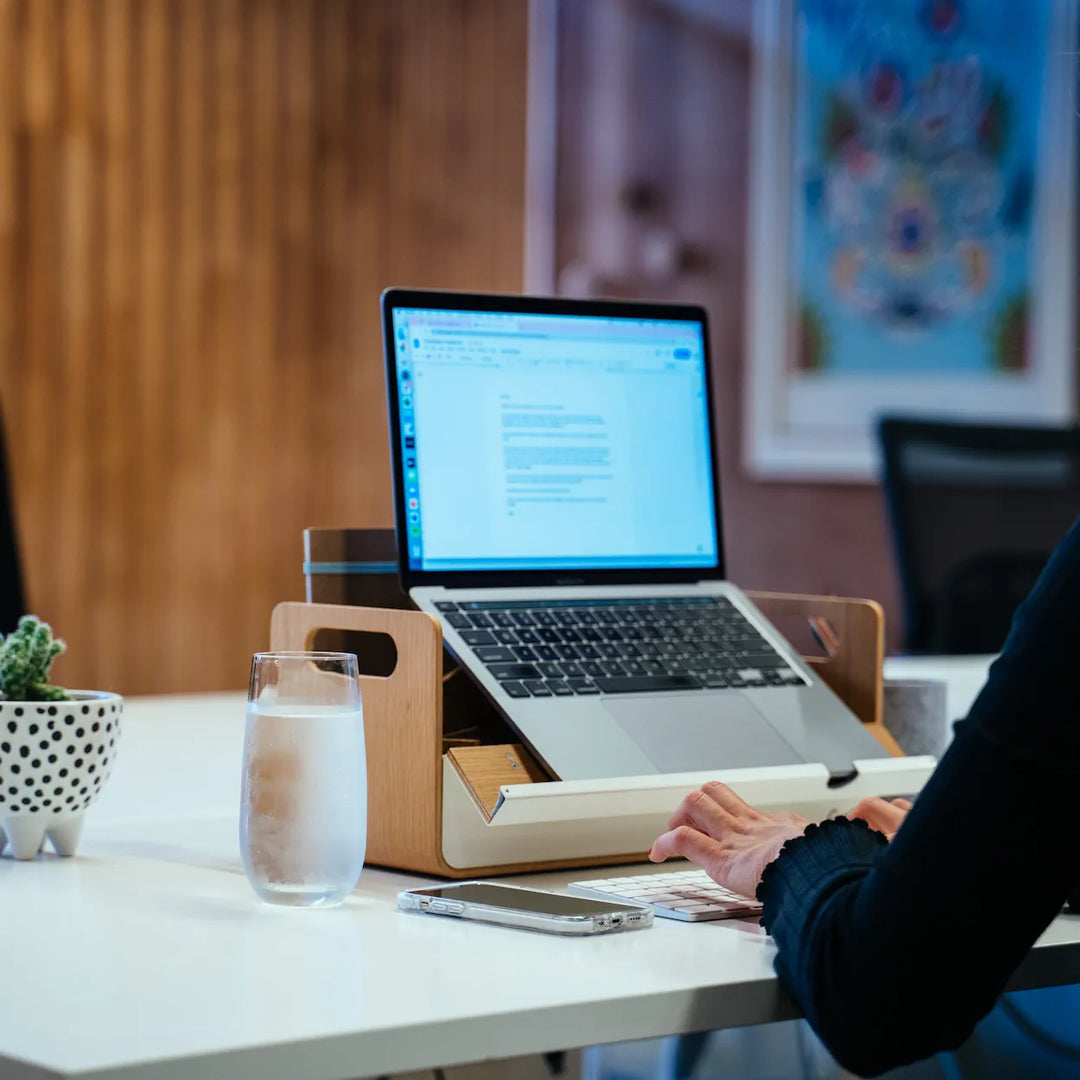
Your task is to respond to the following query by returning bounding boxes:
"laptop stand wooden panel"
[748,592,900,755]
[269,591,908,878]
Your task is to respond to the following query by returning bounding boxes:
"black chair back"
[0,408,23,635]
[878,417,1080,654]
[0,406,23,635]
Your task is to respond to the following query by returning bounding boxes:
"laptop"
[381,288,889,782]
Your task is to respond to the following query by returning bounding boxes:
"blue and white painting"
[791,0,1050,376]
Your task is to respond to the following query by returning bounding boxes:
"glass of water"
[240,652,367,907]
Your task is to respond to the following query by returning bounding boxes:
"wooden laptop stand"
[269,592,911,878]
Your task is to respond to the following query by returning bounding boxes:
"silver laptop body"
[382,289,888,782]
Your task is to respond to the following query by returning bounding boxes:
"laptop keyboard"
[434,597,807,698]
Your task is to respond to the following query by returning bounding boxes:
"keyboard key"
[445,613,473,630]
[487,663,542,681]
[580,661,605,678]
[513,646,539,662]
[460,629,496,646]
[567,678,600,694]
[474,646,515,663]
[593,674,701,694]
[536,645,559,661]
[538,663,563,679]
[470,614,495,629]
[738,651,790,668]
[546,680,574,696]
[517,629,540,645]
[494,629,519,645]
[522,679,552,697]
[501,681,530,699]
[435,602,460,612]
[491,612,516,628]
[559,661,585,677]
[511,611,538,627]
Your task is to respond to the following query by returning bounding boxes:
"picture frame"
[744,0,1078,480]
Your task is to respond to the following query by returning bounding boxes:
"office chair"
[878,416,1080,654]
[0,407,25,635]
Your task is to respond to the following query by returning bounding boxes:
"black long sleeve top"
[756,516,1080,1078]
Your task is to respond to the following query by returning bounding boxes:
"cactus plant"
[0,616,70,702]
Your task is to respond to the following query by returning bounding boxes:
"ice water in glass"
[240,653,367,907]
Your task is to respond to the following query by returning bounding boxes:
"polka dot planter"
[0,692,121,860]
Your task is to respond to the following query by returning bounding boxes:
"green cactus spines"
[0,616,70,701]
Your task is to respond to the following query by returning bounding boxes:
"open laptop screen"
[389,302,718,574]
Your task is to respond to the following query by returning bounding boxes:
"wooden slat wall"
[0,0,528,694]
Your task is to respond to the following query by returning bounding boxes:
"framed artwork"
[745,0,1078,479]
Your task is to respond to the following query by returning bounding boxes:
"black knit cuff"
[756,817,887,934]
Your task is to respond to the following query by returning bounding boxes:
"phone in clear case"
[397,880,654,936]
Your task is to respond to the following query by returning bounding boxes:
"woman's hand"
[847,797,912,841]
[649,781,811,898]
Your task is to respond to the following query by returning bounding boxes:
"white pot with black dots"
[0,693,122,859]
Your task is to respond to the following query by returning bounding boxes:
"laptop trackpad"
[603,693,803,773]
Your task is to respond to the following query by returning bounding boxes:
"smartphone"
[397,881,654,936]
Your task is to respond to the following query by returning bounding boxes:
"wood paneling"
[0,0,529,693]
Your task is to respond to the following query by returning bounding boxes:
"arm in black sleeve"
[757,516,1080,1077]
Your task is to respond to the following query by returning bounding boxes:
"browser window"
[392,307,718,573]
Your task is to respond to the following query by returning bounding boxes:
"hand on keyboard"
[649,780,811,899]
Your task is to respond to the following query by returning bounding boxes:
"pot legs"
[2,813,86,859]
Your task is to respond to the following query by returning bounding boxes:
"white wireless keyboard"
[568,868,763,922]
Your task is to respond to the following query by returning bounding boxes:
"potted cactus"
[0,617,122,859]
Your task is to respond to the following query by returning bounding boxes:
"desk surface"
[3,663,1077,1080]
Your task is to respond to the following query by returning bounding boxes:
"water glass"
[240,652,367,907]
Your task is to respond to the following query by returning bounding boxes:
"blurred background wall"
[0,0,527,693]
[0,0,1073,693]
[547,0,903,626]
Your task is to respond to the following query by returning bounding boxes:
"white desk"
[1,678,1077,1080]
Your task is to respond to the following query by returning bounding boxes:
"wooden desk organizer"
[270,595,931,878]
